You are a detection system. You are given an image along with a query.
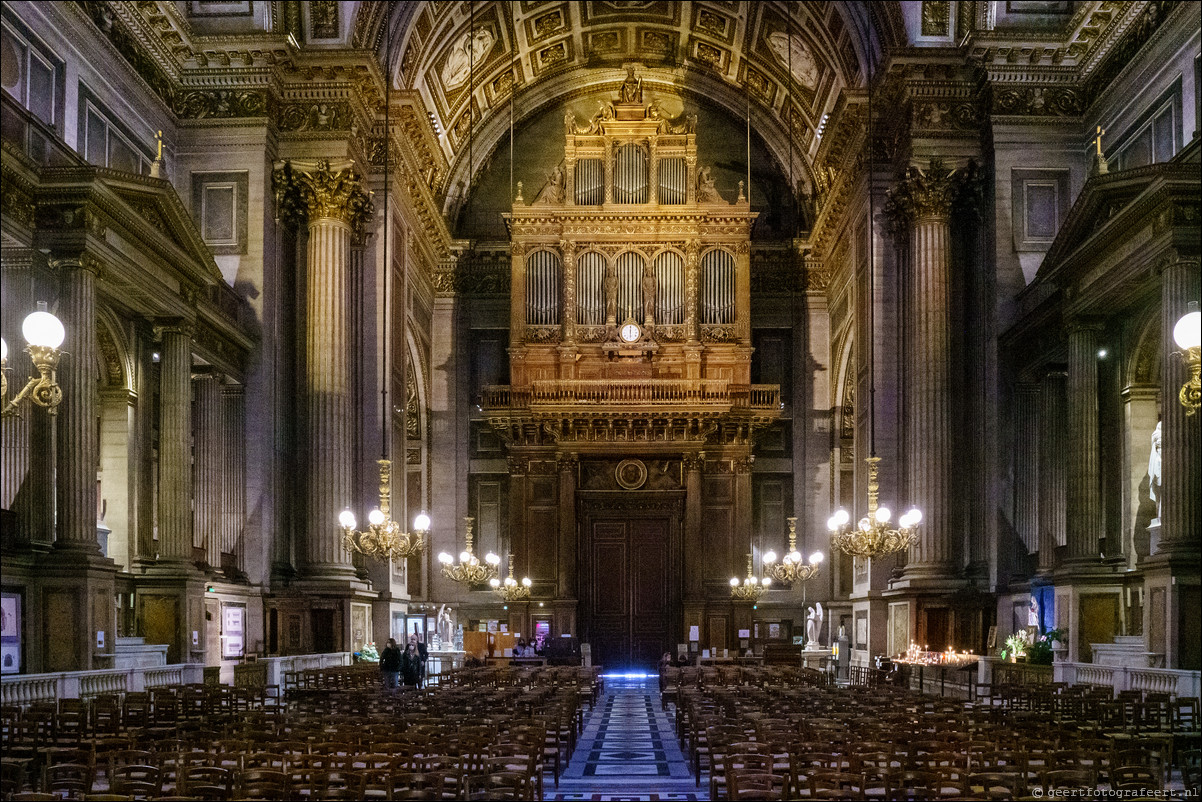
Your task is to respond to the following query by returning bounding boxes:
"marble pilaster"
[193,371,223,568]
[1065,322,1104,564]
[1037,371,1067,573]
[222,383,246,570]
[156,322,194,563]
[1013,382,1040,558]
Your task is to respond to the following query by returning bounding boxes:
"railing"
[993,661,1054,686]
[1,663,205,707]
[1054,662,1201,698]
[483,381,781,412]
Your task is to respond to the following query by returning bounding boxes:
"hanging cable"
[866,0,876,461]
[509,1,515,203]
[381,13,393,462]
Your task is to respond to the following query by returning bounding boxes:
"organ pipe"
[526,250,561,325]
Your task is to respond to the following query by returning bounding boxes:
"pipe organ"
[487,77,779,665]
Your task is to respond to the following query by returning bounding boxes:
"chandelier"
[827,457,922,558]
[763,517,825,583]
[339,460,428,561]
[1,304,66,418]
[490,554,532,602]
[729,553,771,602]
[438,516,500,585]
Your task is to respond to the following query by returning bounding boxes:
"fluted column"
[193,371,223,569]
[648,141,659,205]
[1159,258,1201,552]
[273,159,373,580]
[736,241,752,344]
[1037,370,1067,573]
[1066,322,1104,563]
[886,160,967,578]
[221,383,246,571]
[157,322,194,562]
[52,256,101,552]
[1013,381,1040,559]
[510,243,527,345]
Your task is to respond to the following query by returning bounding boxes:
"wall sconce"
[1,303,66,418]
[1174,302,1200,416]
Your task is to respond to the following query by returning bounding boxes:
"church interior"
[1,1,1199,799]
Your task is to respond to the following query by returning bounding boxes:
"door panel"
[585,515,671,669]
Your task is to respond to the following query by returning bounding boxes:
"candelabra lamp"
[438,517,500,585]
[763,517,825,583]
[1,304,66,418]
[490,554,532,602]
[1175,303,1200,415]
[729,553,771,602]
[828,457,923,558]
[338,460,426,561]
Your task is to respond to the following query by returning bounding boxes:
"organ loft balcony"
[480,72,779,449]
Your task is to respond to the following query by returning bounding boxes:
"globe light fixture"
[729,553,771,602]
[1174,302,1200,415]
[438,516,500,585]
[490,554,532,602]
[828,457,923,558]
[339,460,426,561]
[2,302,66,418]
[763,517,825,583]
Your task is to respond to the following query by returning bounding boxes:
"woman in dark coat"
[380,638,402,691]
[401,642,423,688]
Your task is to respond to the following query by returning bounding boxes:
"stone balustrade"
[1,663,205,706]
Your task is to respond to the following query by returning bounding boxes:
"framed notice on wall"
[221,603,245,659]
[1,592,20,674]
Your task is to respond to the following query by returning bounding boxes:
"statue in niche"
[805,603,824,649]
[618,66,643,104]
[534,165,565,204]
[642,268,656,325]
[1148,421,1162,524]
[697,166,723,203]
[603,265,618,323]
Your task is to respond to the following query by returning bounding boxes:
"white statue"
[1148,421,1162,524]
[805,602,824,649]
[437,605,454,649]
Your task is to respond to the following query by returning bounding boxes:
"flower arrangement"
[1000,629,1065,665]
[357,642,379,662]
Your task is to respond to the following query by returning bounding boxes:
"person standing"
[379,638,402,691]
[408,633,429,687]
[401,641,423,689]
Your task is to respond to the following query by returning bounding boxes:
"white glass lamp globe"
[485,552,500,566]
[459,550,471,563]
[762,577,772,587]
[730,577,740,587]
[338,509,357,529]
[504,576,516,587]
[810,551,824,565]
[522,577,532,587]
[490,578,500,588]
[438,552,453,564]
[22,310,65,349]
[413,512,431,532]
[1,337,7,361]
[788,550,802,564]
[367,508,386,526]
[763,550,777,564]
[876,507,891,524]
[1174,310,1201,350]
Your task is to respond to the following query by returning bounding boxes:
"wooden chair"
[388,770,461,800]
[728,769,785,800]
[1110,764,1159,792]
[109,764,161,800]
[962,772,1017,800]
[235,768,290,800]
[42,762,94,799]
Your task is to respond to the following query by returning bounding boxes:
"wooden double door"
[581,501,681,670]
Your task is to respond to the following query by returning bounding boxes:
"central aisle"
[553,674,701,801]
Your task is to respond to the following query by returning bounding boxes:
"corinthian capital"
[884,158,980,227]
[272,159,375,239]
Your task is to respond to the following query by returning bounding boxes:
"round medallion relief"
[614,459,648,490]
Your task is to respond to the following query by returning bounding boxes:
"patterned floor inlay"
[552,675,702,801]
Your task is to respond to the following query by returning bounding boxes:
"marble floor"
[552,674,702,801]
